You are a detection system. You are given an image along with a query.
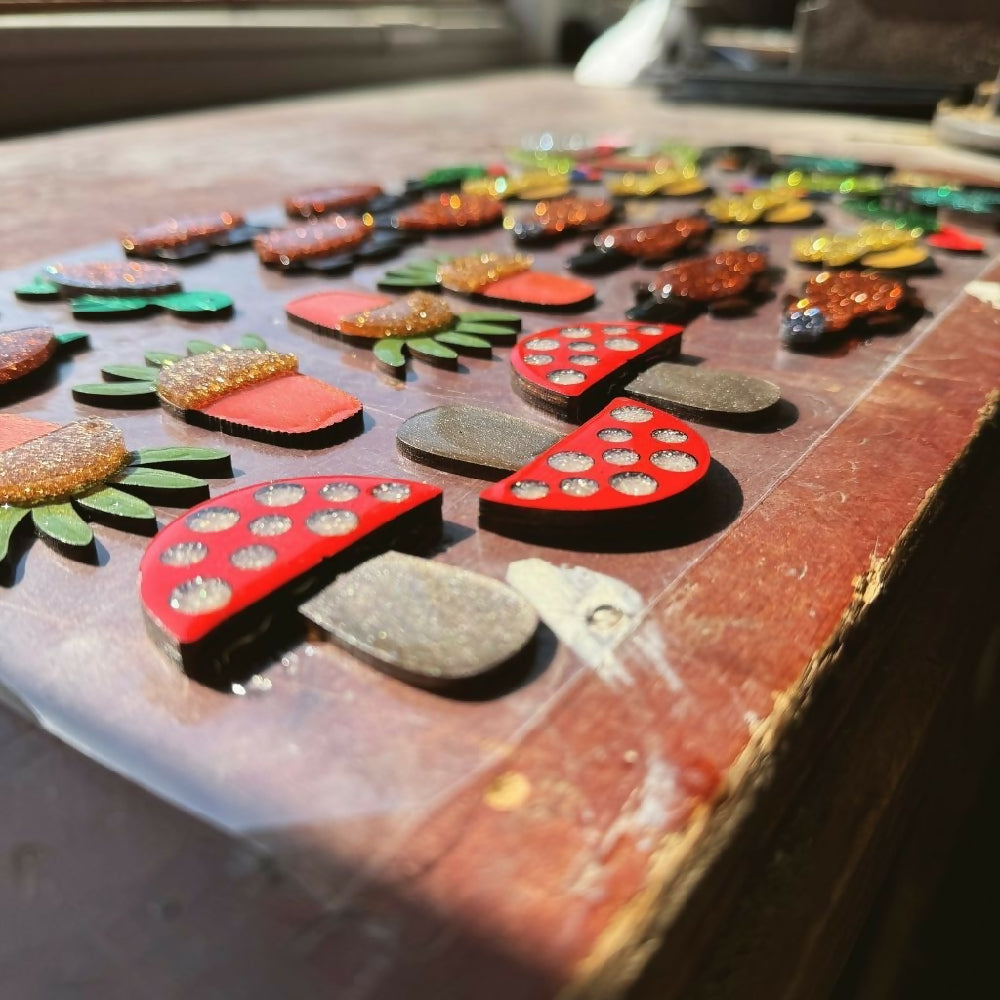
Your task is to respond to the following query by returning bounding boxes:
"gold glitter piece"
[464,170,570,201]
[437,252,533,293]
[606,165,707,197]
[156,349,298,411]
[339,292,455,340]
[706,187,810,225]
[792,222,924,267]
[0,326,55,384]
[0,418,130,505]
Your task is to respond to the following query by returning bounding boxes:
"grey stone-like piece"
[299,551,539,691]
[625,362,782,427]
[397,404,562,479]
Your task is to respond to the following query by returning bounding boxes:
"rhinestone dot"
[547,369,586,385]
[637,325,663,336]
[597,427,633,442]
[524,353,553,366]
[372,482,411,503]
[306,508,359,536]
[610,472,658,496]
[169,577,232,615]
[559,327,590,338]
[511,480,549,499]
[249,514,292,536]
[610,405,654,423]
[320,481,360,502]
[603,448,640,466]
[547,451,594,472]
[230,544,277,570]
[651,450,698,472]
[567,341,595,352]
[652,428,688,443]
[604,337,639,351]
[187,507,239,533]
[569,354,599,366]
[603,325,628,335]
[560,477,599,497]
[525,337,560,351]
[254,483,306,507]
[160,541,208,567]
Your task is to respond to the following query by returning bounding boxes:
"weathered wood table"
[0,71,998,998]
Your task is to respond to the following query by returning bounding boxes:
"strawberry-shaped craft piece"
[121,211,261,261]
[72,335,363,448]
[0,414,230,574]
[791,222,932,271]
[509,196,616,246]
[705,188,819,226]
[139,476,442,685]
[510,320,684,422]
[14,261,233,319]
[480,397,710,542]
[379,252,595,311]
[781,270,921,351]
[391,193,504,233]
[567,216,713,273]
[628,248,772,322]
[285,289,520,378]
[254,215,411,274]
[0,326,88,394]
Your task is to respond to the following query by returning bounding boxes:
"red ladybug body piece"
[480,397,710,543]
[140,476,443,686]
[510,321,684,422]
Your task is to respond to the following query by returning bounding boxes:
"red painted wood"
[926,225,985,253]
[0,414,60,451]
[480,270,594,308]
[284,289,393,331]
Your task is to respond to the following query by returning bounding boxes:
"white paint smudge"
[506,558,645,687]
[965,280,1000,310]
[599,753,679,856]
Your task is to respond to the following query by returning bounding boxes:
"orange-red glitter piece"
[339,292,455,340]
[789,271,907,333]
[254,217,370,264]
[394,193,503,231]
[0,327,56,385]
[648,249,768,303]
[285,184,383,218]
[44,260,181,297]
[596,217,711,260]
[120,212,244,255]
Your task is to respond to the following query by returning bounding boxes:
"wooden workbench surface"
[1,71,998,999]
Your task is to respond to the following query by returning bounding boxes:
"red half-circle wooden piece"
[479,271,595,309]
[285,290,393,333]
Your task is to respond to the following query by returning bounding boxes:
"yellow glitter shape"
[0,417,130,505]
[339,291,455,340]
[706,187,808,225]
[606,165,707,198]
[437,252,533,293]
[463,170,570,201]
[793,223,924,267]
[156,349,298,411]
[859,244,929,269]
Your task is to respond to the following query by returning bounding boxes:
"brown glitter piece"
[45,260,181,297]
[394,193,503,231]
[339,292,455,340]
[120,212,244,255]
[0,417,130,505]
[520,196,614,236]
[254,217,370,264]
[789,270,906,334]
[285,184,383,218]
[438,252,533,293]
[648,249,768,303]
[156,350,298,411]
[0,327,56,385]
[596,217,711,260]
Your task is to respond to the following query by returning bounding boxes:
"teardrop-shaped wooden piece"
[139,476,443,685]
[299,551,538,692]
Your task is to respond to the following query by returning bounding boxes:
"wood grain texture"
[0,71,998,998]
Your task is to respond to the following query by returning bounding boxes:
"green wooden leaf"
[0,507,28,564]
[101,363,158,382]
[71,295,149,314]
[435,331,492,351]
[144,351,182,367]
[132,446,230,468]
[115,468,207,490]
[32,503,93,548]
[186,340,220,355]
[14,276,60,299]
[405,337,458,361]
[240,333,267,350]
[453,321,519,338]
[422,164,486,186]
[72,381,159,405]
[75,487,155,523]
[457,310,522,325]
[151,291,233,313]
[378,275,439,289]
[54,331,89,348]
[372,338,407,369]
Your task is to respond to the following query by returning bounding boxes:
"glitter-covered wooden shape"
[139,476,443,686]
[509,196,616,246]
[0,414,231,574]
[567,217,713,274]
[254,216,411,274]
[0,326,88,394]
[121,212,262,262]
[72,335,363,448]
[791,222,933,271]
[511,321,684,422]
[480,397,710,542]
